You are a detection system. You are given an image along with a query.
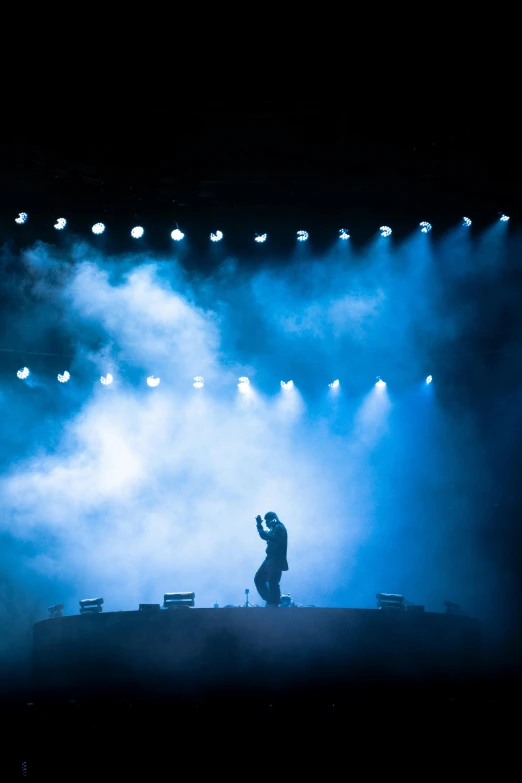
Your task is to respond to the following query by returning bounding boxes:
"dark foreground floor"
[1,678,520,781]
[2,607,518,778]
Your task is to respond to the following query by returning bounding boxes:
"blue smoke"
[1,223,522,692]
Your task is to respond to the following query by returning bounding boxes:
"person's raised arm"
[256,515,270,540]
[256,515,282,540]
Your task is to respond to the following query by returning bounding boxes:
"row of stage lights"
[12,214,512,240]
[15,368,433,389]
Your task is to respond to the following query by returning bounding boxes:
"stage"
[0,607,495,779]
[33,607,482,704]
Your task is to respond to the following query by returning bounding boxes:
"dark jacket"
[257,521,289,571]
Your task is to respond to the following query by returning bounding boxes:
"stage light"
[376,377,386,388]
[296,230,309,242]
[377,593,404,611]
[54,217,67,230]
[500,213,510,222]
[15,212,28,224]
[380,226,392,237]
[238,376,250,393]
[131,226,144,239]
[79,597,103,615]
[329,379,339,389]
[171,228,184,241]
[281,380,294,389]
[100,374,113,385]
[17,367,30,379]
[339,228,350,239]
[92,223,105,235]
[210,230,223,242]
[255,233,267,243]
[420,221,432,233]
[57,371,70,383]
[426,375,433,384]
[147,376,160,387]
[193,376,204,388]
[163,592,195,609]
[463,217,472,227]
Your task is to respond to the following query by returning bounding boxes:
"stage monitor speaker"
[79,597,103,615]
[164,592,195,608]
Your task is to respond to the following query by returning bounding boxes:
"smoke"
[0,243,372,615]
[1,224,522,672]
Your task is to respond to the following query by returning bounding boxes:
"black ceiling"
[1,100,520,228]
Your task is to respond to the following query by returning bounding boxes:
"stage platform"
[33,607,482,704]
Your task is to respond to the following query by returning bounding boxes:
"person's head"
[264,511,279,528]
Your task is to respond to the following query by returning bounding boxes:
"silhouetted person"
[254,512,288,606]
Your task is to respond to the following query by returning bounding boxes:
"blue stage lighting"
[92,223,105,235]
[420,222,432,233]
[255,233,267,243]
[500,213,510,222]
[281,380,294,389]
[147,376,161,387]
[54,217,67,230]
[193,376,204,388]
[17,367,30,379]
[339,228,350,239]
[426,375,433,384]
[100,374,113,385]
[296,230,309,242]
[57,371,70,383]
[376,377,386,388]
[380,226,392,237]
[210,230,223,242]
[171,229,184,241]
[463,217,472,227]
[131,226,144,239]
[15,212,28,224]
[329,379,340,389]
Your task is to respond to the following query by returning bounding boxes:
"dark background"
[1,98,520,241]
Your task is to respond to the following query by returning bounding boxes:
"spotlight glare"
[100,374,113,385]
[147,376,161,387]
[57,371,70,383]
[281,380,294,389]
[193,376,204,388]
[339,228,350,240]
[92,223,105,235]
[54,217,67,230]
[131,226,144,239]
[500,213,510,222]
[171,229,185,241]
[380,226,392,237]
[426,375,433,384]
[463,217,472,227]
[210,230,223,242]
[296,230,309,242]
[17,367,30,379]
[375,377,386,388]
[329,379,340,389]
[420,221,432,233]
[15,212,28,224]
[255,233,267,243]
[238,376,250,393]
